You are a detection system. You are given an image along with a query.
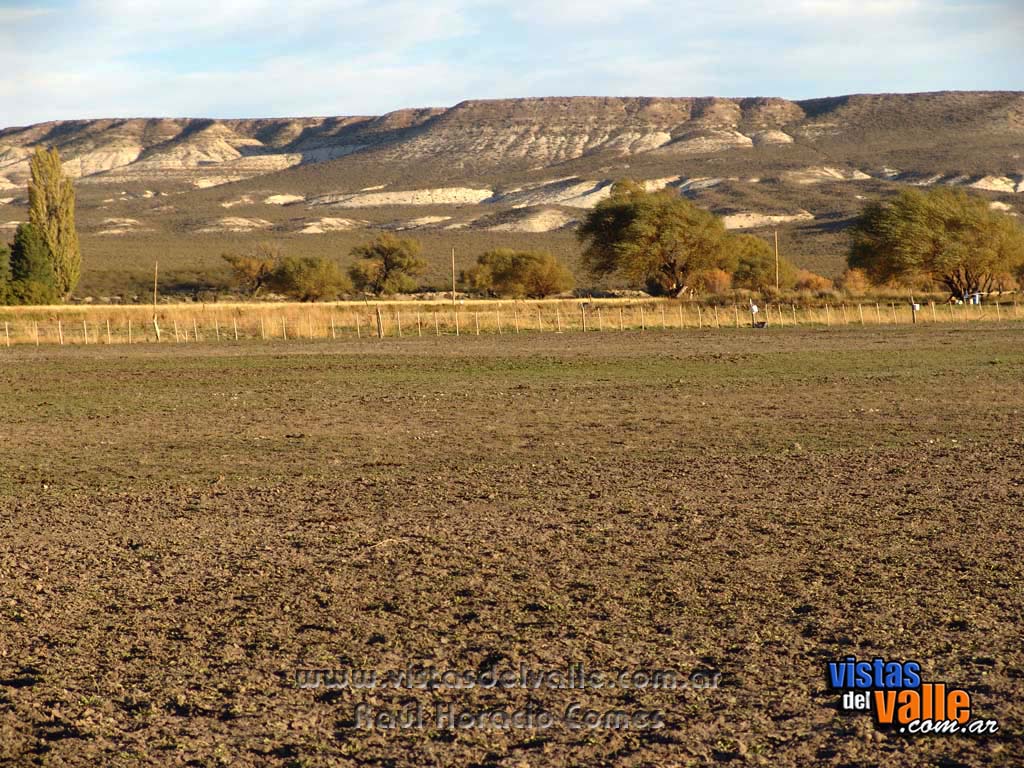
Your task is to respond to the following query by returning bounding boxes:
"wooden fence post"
[233,317,239,341]
[733,305,739,328]
[640,306,645,331]
[330,315,336,339]
[875,303,882,324]
[58,319,64,345]
[417,313,422,337]
[282,318,288,340]
[891,303,898,324]
[858,304,865,325]
[106,319,112,344]
[930,302,936,323]
[619,306,625,330]
[128,319,133,344]
[713,306,720,328]
[376,307,384,339]
[3,321,8,348]
[474,312,480,335]
[396,310,402,337]
[696,305,702,328]
[555,306,562,333]
[581,305,587,332]
[514,308,519,334]
[214,317,220,341]
[355,314,361,338]
[825,304,831,327]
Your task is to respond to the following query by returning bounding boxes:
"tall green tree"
[9,223,59,305]
[849,187,1024,298]
[28,147,81,299]
[348,234,425,295]
[577,180,729,295]
[0,243,11,305]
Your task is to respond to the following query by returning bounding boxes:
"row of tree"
[577,180,1024,299]
[0,149,81,305]
[5,146,1023,304]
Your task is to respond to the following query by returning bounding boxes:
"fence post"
[106,319,112,344]
[555,307,562,333]
[662,305,667,330]
[930,302,936,323]
[640,305,645,331]
[331,315,336,339]
[891,303,898,324]
[376,307,384,339]
[128,319,133,344]
[455,310,460,336]
[35,321,40,346]
[514,308,520,334]
[154,317,162,342]
[859,304,865,325]
[233,317,239,341]
[619,306,625,330]
[875,303,882,324]
[58,319,64,345]
[193,318,199,341]
[825,304,831,327]
[696,305,702,329]
[3,321,8,348]
[713,306,720,328]
[581,305,587,332]
[841,304,848,324]
[214,317,220,341]
[397,310,402,337]
[417,313,422,337]
[355,314,361,338]
[260,316,266,340]
[474,312,480,335]
[995,301,1001,322]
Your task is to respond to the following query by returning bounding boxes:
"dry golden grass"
[1,296,1021,346]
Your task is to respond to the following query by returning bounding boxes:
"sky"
[1,0,1021,127]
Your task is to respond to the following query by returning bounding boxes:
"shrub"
[462,249,574,298]
[268,256,351,301]
[691,268,733,294]
[222,243,280,296]
[729,234,796,291]
[794,269,833,293]
[838,268,871,296]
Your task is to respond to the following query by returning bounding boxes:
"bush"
[462,249,574,298]
[838,268,871,296]
[349,234,425,295]
[691,268,733,294]
[268,256,351,301]
[794,269,833,293]
[729,234,796,291]
[222,244,280,296]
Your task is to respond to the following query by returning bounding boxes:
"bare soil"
[1,326,1022,766]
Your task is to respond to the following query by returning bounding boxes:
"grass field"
[1,326,1022,766]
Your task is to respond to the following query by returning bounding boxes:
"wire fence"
[0,298,1021,347]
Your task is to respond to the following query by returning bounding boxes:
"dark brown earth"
[1,326,1022,766]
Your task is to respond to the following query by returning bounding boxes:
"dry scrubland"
[1,326,1023,767]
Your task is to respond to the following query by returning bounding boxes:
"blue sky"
[1,0,1021,127]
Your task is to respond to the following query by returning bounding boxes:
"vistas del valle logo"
[827,657,999,736]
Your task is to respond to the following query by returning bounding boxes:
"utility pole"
[774,230,780,291]
[451,248,456,307]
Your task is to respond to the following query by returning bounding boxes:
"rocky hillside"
[0,92,1021,296]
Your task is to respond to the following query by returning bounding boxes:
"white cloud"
[0,0,1019,126]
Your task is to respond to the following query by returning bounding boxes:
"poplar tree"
[28,147,80,299]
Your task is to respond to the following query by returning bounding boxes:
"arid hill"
[0,92,1021,297]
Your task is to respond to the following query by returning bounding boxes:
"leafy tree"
[28,147,80,299]
[268,256,351,301]
[849,187,1024,298]
[462,249,574,298]
[729,234,796,291]
[578,180,729,295]
[222,243,280,296]
[0,244,11,305]
[348,234,425,295]
[9,223,59,305]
